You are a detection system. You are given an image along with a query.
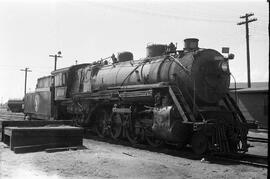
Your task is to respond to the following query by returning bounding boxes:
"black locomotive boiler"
[24,38,254,155]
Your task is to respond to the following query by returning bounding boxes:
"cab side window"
[55,73,67,87]
[62,73,66,86]
[55,73,61,86]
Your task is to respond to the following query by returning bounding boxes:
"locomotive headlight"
[219,61,229,72]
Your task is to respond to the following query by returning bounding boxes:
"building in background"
[230,82,268,129]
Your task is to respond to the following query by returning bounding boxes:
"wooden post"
[237,13,257,88]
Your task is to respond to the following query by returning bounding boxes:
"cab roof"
[51,63,90,75]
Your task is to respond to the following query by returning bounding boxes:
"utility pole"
[237,13,257,88]
[20,67,32,96]
[49,51,62,71]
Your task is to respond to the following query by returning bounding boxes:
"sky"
[0,0,269,103]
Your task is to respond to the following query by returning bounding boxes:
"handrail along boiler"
[24,38,255,155]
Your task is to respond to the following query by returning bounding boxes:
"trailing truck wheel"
[191,133,208,155]
[110,113,122,140]
[94,109,109,138]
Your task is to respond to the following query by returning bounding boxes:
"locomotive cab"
[50,63,90,119]
[51,63,91,100]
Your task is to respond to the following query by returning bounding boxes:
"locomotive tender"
[24,38,254,155]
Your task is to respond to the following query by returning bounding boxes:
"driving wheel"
[94,109,109,138]
[110,113,123,140]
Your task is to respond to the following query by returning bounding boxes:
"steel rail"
[247,136,268,143]
[83,129,268,168]
[207,153,268,168]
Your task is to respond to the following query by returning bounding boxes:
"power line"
[90,2,236,24]
[237,13,257,88]
[49,51,62,71]
[20,67,32,96]
[0,65,52,70]
[249,27,268,36]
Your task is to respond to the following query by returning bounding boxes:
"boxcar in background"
[230,82,268,129]
[7,99,24,113]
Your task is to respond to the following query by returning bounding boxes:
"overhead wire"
[89,1,237,24]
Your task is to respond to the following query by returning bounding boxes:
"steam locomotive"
[24,38,254,155]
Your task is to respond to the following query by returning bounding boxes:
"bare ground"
[0,109,268,178]
[0,137,268,179]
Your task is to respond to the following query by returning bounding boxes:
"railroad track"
[240,154,268,168]
[208,153,268,168]
[247,136,268,143]
[83,129,268,168]
[83,129,202,160]
[0,111,267,168]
